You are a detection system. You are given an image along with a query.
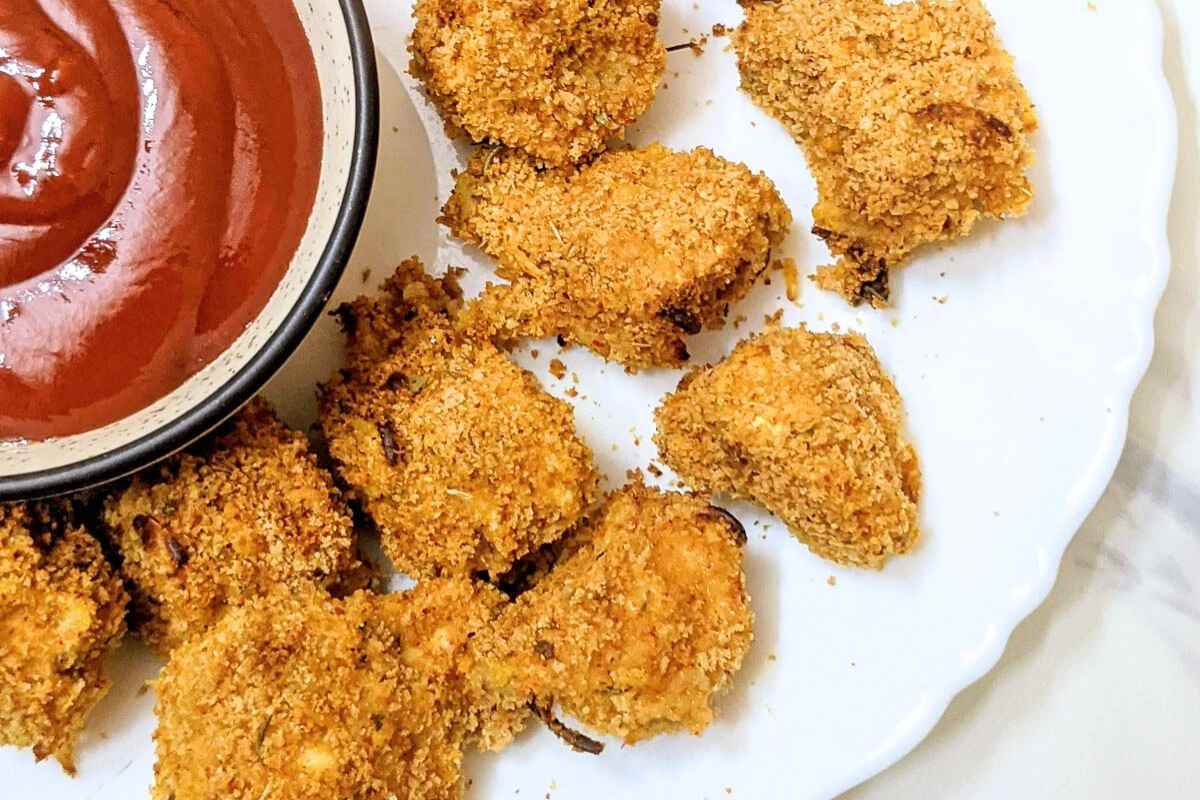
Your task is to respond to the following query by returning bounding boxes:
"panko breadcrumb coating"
[321,259,600,579]
[654,326,921,568]
[443,144,792,370]
[103,399,367,654]
[733,0,1037,306]
[410,0,665,165]
[153,585,500,800]
[376,577,530,751]
[480,481,754,745]
[1,502,127,773]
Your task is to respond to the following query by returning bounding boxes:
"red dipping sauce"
[0,0,323,439]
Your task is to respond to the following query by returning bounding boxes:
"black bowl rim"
[0,0,380,503]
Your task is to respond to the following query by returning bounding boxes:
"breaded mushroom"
[480,480,754,745]
[102,399,367,654]
[153,585,496,800]
[410,0,665,165]
[376,577,530,751]
[321,259,600,579]
[734,0,1037,306]
[443,144,792,369]
[654,326,921,568]
[1,502,127,773]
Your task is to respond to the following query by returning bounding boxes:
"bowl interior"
[0,0,368,495]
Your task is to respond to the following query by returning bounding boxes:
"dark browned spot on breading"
[531,700,604,755]
[377,421,401,466]
[703,506,747,546]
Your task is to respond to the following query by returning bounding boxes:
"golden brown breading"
[102,399,367,654]
[321,259,600,579]
[153,586,489,800]
[733,0,1037,306]
[375,577,530,751]
[410,0,665,165]
[443,144,792,369]
[654,326,921,568]
[479,481,753,745]
[1,502,127,773]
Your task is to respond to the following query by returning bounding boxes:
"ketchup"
[0,0,323,440]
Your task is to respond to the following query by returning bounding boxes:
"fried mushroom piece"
[479,481,753,745]
[410,0,665,165]
[102,399,367,654]
[0,502,127,773]
[655,326,921,568]
[153,584,508,800]
[443,144,792,370]
[376,577,530,751]
[320,259,600,579]
[733,0,1037,307]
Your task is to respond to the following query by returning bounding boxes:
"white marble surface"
[844,2,1200,796]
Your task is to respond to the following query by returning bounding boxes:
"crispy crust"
[153,584,502,800]
[733,0,1037,306]
[102,399,366,654]
[375,577,531,751]
[480,481,754,743]
[0,503,128,773]
[443,144,792,369]
[654,326,921,568]
[320,259,600,579]
[410,0,665,165]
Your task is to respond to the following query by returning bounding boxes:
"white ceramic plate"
[7,1,1175,798]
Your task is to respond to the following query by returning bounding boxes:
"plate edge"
[826,3,1181,797]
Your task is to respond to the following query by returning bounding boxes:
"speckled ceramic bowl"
[0,0,379,501]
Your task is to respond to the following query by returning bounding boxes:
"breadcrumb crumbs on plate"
[776,257,801,302]
[443,144,791,370]
[103,399,367,654]
[665,35,707,55]
[409,0,665,165]
[320,259,600,580]
[654,326,922,568]
[548,358,568,380]
[827,575,837,587]
[733,0,1037,308]
[0,502,127,773]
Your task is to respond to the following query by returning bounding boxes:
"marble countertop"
[845,2,1200,796]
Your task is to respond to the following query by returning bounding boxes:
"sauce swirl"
[0,0,323,440]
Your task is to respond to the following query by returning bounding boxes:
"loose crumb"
[777,257,801,303]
